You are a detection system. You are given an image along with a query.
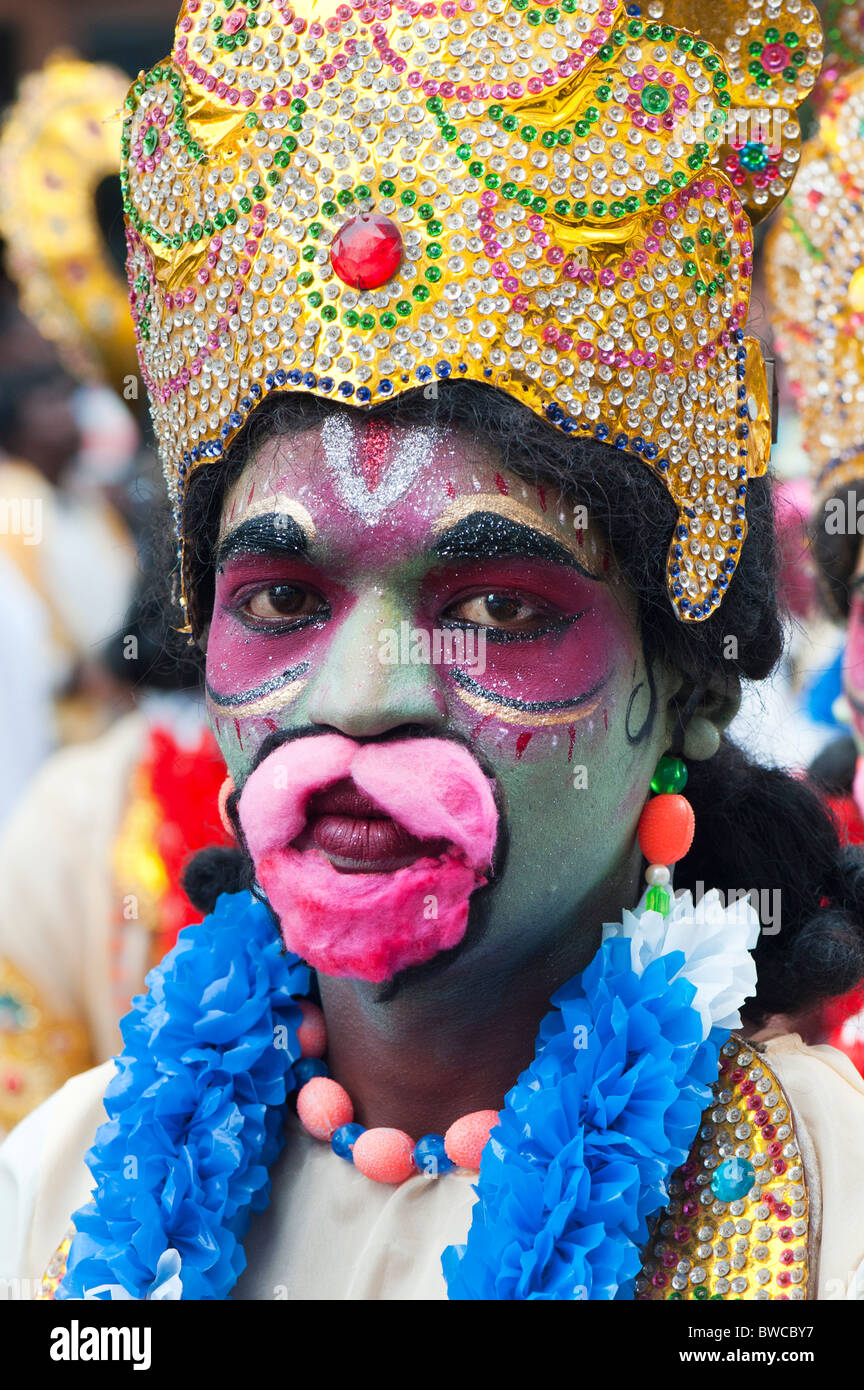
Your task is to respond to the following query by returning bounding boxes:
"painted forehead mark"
[218,494,317,549]
[320,412,442,523]
[430,495,604,575]
[206,663,309,718]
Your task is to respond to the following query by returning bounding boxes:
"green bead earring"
[639,755,695,916]
[650,754,689,795]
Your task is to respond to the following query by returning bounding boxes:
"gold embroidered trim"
[637,1035,810,1300]
[34,1227,74,1300]
[0,958,91,1134]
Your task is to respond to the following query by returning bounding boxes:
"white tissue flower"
[601,886,760,1040]
[83,1248,182,1301]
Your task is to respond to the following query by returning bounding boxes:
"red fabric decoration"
[142,725,232,957]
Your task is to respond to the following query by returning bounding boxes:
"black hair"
[809,734,858,798]
[101,514,205,693]
[179,381,864,1025]
[810,483,863,622]
[806,481,863,795]
[181,845,254,909]
[100,577,205,691]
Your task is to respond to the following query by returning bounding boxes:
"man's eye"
[445,591,547,631]
[240,584,327,623]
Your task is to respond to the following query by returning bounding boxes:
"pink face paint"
[208,554,348,708]
[238,733,498,982]
[359,416,389,492]
[421,558,615,717]
[209,418,622,770]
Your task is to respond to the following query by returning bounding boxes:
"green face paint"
[206,412,679,981]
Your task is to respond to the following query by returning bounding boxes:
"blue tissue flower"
[441,939,724,1300]
[56,894,726,1302]
[58,893,308,1301]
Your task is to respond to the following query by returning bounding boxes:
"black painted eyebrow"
[433,511,595,576]
[216,514,310,568]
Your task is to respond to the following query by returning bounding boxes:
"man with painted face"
[4,0,864,1303]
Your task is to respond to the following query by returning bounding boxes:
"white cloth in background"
[45,493,135,659]
[0,549,54,830]
[0,711,147,1060]
[731,661,833,771]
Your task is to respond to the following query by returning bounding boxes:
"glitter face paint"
[208,413,679,979]
[319,412,436,523]
[209,416,610,748]
[421,557,610,724]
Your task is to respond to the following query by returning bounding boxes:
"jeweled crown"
[122,0,820,620]
[0,54,138,392]
[767,57,864,506]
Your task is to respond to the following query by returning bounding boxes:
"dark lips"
[296,778,447,873]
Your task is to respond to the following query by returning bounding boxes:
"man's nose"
[304,591,447,738]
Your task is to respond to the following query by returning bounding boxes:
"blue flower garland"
[442,939,724,1299]
[58,892,724,1301]
[58,892,308,1301]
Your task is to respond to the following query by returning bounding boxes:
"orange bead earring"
[217,775,237,840]
[637,755,695,915]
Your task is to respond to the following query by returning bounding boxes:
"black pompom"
[809,735,858,797]
[181,847,253,915]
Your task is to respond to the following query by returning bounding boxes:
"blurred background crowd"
[0,1,232,1134]
[0,0,861,1137]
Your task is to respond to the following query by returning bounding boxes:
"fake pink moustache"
[237,734,498,982]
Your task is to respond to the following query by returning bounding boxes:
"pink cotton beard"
[237,734,498,982]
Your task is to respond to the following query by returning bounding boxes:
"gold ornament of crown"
[121,0,821,621]
[766,58,864,506]
[0,53,138,393]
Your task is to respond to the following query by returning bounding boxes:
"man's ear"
[666,676,742,761]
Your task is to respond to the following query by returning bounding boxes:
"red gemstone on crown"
[330,213,403,290]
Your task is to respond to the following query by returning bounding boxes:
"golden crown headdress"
[122,0,821,621]
[766,57,864,505]
[0,54,138,393]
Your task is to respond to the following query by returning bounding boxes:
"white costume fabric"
[2,1034,864,1300]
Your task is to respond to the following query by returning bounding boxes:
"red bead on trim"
[330,212,403,289]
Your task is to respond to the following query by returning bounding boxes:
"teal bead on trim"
[711,1156,756,1202]
[650,754,688,795]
